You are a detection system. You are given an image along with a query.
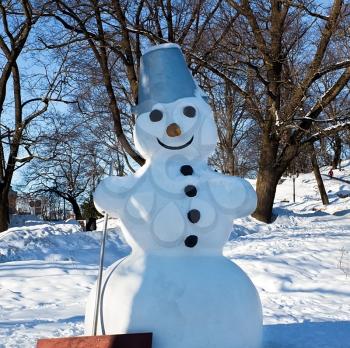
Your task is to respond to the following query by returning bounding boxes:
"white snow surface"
[0,161,350,347]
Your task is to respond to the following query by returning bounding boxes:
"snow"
[143,42,180,54]
[0,219,130,348]
[0,161,350,347]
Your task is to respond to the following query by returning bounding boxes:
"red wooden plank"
[37,333,152,348]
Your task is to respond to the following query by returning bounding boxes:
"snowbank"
[0,162,350,347]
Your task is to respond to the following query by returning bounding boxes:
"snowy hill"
[0,162,349,347]
[275,159,350,216]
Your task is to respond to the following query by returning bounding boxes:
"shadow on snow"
[263,320,350,348]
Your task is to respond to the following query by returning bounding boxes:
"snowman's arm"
[208,175,257,219]
[238,179,257,218]
[93,175,136,218]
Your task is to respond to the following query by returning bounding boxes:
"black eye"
[183,106,196,118]
[150,109,163,122]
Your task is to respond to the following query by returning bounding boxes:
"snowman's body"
[85,44,262,348]
[85,255,261,348]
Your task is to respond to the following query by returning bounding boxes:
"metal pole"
[92,164,112,336]
[293,177,296,203]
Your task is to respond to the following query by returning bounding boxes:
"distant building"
[29,199,42,215]
[8,187,17,214]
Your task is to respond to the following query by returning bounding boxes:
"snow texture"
[0,162,350,347]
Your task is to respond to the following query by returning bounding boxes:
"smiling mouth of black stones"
[157,136,194,150]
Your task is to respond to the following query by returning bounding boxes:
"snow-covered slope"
[229,160,350,347]
[0,161,349,347]
[275,159,350,216]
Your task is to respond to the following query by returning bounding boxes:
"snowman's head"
[133,96,217,161]
[133,43,217,161]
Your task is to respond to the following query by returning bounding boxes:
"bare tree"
[33,0,350,224]
[216,0,350,222]
[309,143,329,205]
[40,0,146,166]
[24,112,105,220]
[0,1,73,231]
[209,81,258,176]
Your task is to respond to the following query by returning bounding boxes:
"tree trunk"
[253,169,280,223]
[332,135,342,169]
[252,134,281,223]
[0,187,10,232]
[223,147,235,176]
[69,198,83,221]
[310,144,329,205]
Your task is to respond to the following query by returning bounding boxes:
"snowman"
[85,43,262,348]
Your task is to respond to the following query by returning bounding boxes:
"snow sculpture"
[85,43,262,348]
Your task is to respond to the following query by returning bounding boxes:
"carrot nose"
[166,123,182,137]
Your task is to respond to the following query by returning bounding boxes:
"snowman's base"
[36,333,152,348]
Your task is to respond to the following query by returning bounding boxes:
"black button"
[180,165,193,176]
[187,209,200,223]
[184,235,198,248]
[184,185,197,197]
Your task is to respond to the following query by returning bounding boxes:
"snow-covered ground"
[0,161,349,348]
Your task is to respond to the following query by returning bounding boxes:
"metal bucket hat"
[133,43,206,115]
